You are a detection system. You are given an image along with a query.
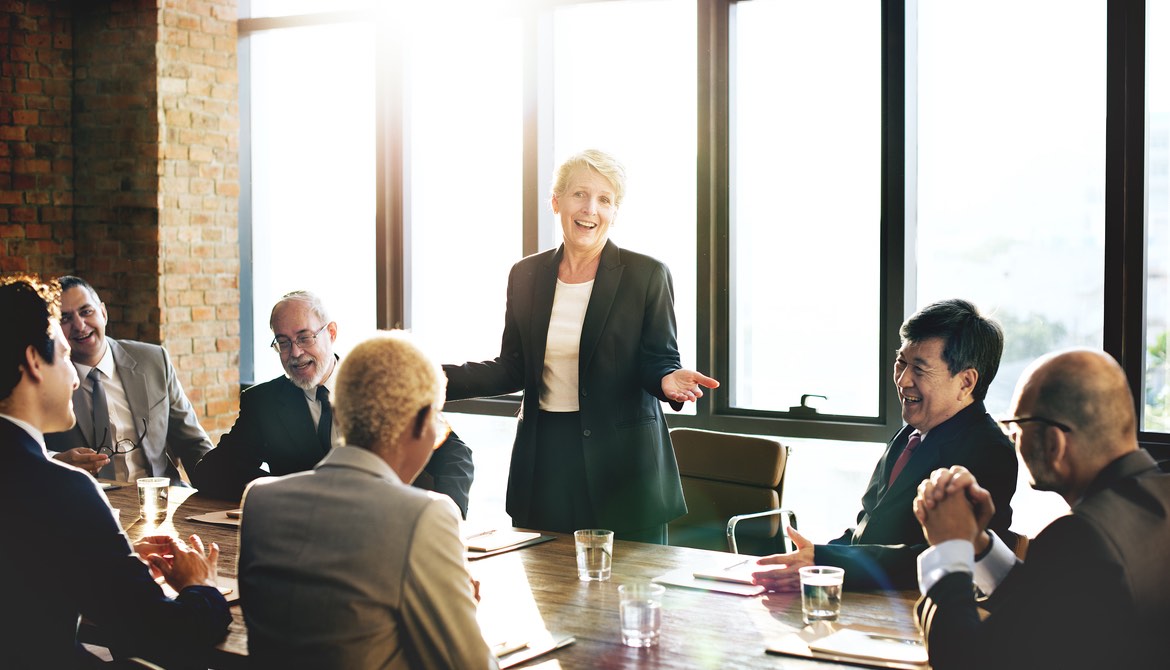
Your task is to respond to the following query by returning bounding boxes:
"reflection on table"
[100,484,924,669]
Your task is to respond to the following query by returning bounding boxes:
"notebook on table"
[690,556,767,585]
[492,630,575,669]
[768,625,929,669]
[653,568,765,596]
[464,530,555,560]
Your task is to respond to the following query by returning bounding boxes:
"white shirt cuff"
[917,539,973,596]
[971,531,1018,596]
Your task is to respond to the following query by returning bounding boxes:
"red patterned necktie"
[887,430,921,486]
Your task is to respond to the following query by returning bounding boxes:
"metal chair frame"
[726,508,798,554]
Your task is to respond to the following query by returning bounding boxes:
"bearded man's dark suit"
[443,240,688,533]
[815,401,1018,589]
[1,418,230,669]
[190,374,474,517]
[918,450,1170,670]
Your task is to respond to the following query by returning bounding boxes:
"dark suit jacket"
[1,418,230,669]
[918,450,1170,670]
[190,373,475,517]
[816,401,1018,589]
[443,240,688,532]
[45,338,212,485]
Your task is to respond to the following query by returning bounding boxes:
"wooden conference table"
[101,484,926,669]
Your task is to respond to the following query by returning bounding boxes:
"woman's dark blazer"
[443,240,688,532]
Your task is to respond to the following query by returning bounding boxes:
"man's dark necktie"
[89,368,115,479]
[887,430,921,487]
[316,386,333,453]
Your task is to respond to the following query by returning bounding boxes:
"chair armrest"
[726,508,797,554]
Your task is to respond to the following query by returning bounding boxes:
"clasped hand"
[134,533,220,591]
[912,465,994,551]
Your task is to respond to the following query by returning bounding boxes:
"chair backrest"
[667,427,790,554]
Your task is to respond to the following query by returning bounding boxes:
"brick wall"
[157,0,240,436]
[0,1,74,277]
[1,0,241,442]
[73,1,163,343]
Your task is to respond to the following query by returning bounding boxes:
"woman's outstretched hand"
[661,369,720,403]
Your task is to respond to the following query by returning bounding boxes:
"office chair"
[667,427,792,554]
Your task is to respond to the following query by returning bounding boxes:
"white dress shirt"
[301,365,339,448]
[917,530,1020,596]
[74,345,149,482]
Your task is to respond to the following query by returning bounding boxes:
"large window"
[729,0,882,419]
[405,14,524,366]
[914,0,1107,417]
[244,22,376,383]
[1146,0,1170,431]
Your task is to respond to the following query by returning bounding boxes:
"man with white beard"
[191,290,475,516]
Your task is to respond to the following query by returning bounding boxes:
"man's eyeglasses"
[271,323,329,354]
[97,418,147,457]
[997,416,1073,444]
[415,405,452,450]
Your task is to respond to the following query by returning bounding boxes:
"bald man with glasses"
[913,349,1170,670]
[191,290,475,517]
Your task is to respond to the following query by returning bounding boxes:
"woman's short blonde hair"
[334,331,446,451]
[550,149,627,206]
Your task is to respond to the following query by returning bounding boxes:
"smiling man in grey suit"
[46,275,212,485]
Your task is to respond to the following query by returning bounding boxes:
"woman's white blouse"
[540,278,595,412]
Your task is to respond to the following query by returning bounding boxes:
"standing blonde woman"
[445,150,718,543]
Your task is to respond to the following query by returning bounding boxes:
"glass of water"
[136,477,170,527]
[619,581,665,647]
[799,566,844,624]
[574,529,613,581]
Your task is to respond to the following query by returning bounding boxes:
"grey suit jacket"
[45,338,212,485]
[238,446,497,670]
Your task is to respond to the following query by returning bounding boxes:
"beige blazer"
[238,446,497,670]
